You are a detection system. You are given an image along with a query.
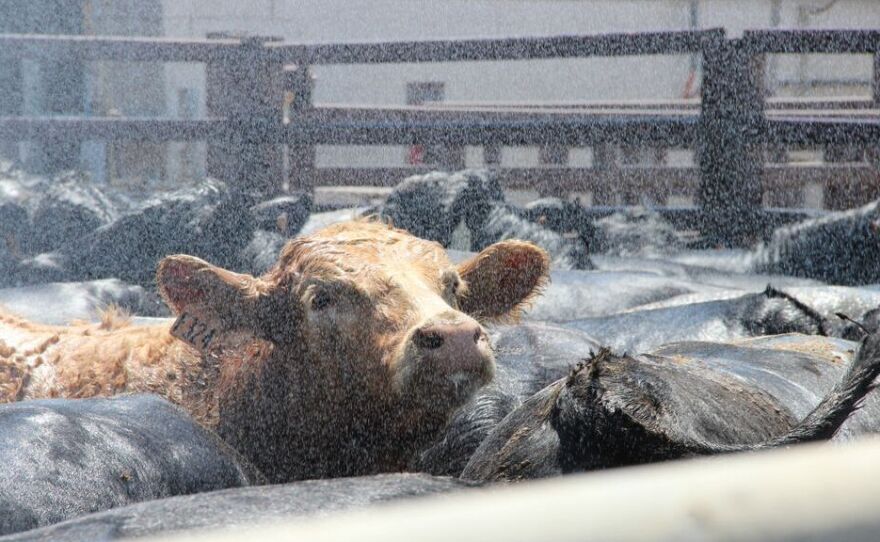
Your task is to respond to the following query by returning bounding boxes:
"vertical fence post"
[698,35,764,245]
[285,63,316,193]
[440,146,467,172]
[206,34,284,197]
[874,52,880,106]
[868,51,880,192]
[592,144,616,206]
[29,51,84,175]
[821,51,874,209]
[484,145,501,168]
[537,144,569,197]
[0,52,21,161]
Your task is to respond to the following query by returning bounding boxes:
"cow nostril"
[414,329,445,350]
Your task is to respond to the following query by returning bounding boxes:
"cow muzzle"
[413,313,490,369]
[395,311,494,401]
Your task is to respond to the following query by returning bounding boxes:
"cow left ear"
[157,255,273,352]
[457,240,550,321]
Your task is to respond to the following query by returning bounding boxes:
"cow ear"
[457,240,550,321]
[157,255,271,351]
[157,255,264,316]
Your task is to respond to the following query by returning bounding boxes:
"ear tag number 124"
[171,312,218,351]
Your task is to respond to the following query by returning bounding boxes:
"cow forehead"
[274,221,453,289]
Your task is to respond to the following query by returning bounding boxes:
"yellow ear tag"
[170,310,221,352]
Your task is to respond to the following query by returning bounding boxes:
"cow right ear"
[457,240,550,322]
[157,255,272,351]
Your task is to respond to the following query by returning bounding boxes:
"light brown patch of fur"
[0,307,219,425]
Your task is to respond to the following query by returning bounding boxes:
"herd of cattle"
[2,164,880,539]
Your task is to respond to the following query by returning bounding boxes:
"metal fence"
[0,28,878,241]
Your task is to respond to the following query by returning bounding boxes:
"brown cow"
[0,220,549,482]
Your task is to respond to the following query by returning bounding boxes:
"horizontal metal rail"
[286,106,699,145]
[0,33,243,62]
[1,109,877,146]
[269,29,724,64]
[310,163,874,192]
[0,117,226,141]
[743,29,880,54]
[763,116,880,145]
[434,97,876,111]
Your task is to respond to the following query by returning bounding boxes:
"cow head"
[157,220,549,479]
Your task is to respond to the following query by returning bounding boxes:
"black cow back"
[0,394,261,536]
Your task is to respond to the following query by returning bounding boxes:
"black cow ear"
[457,240,550,322]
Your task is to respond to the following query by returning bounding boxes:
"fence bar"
[871,52,880,177]
[590,145,616,205]
[292,161,870,194]
[484,145,502,168]
[0,117,224,140]
[285,64,317,192]
[437,97,875,111]
[286,107,699,146]
[270,29,724,65]
[536,145,570,197]
[4,112,877,147]
[874,52,880,105]
[206,35,285,196]
[764,116,880,145]
[743,29,880,54]
[698,37,765,245]
[0,33,243,62]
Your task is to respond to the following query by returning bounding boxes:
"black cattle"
[522,254,878,323]
[842,307,880,341]
[0,394,262,537]
[239,229,288,276]
[460,333,880,482]
[378,170,594,270]
[417,287,878,477]
[591,206,686,258]
[474,206,594,270]
[1,474,473,542]
[249,193,312,237]
[381,169,880,286]
[522,197,604,254]
[71,180,256,284]
[414,322,602,476]
[379,170,503,248]
[562,286,840,354]
[751,199,880,286]
[29,176,118,256]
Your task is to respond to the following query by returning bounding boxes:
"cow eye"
[311,290,335,311]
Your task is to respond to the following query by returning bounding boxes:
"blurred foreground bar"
[156,438,880,542]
